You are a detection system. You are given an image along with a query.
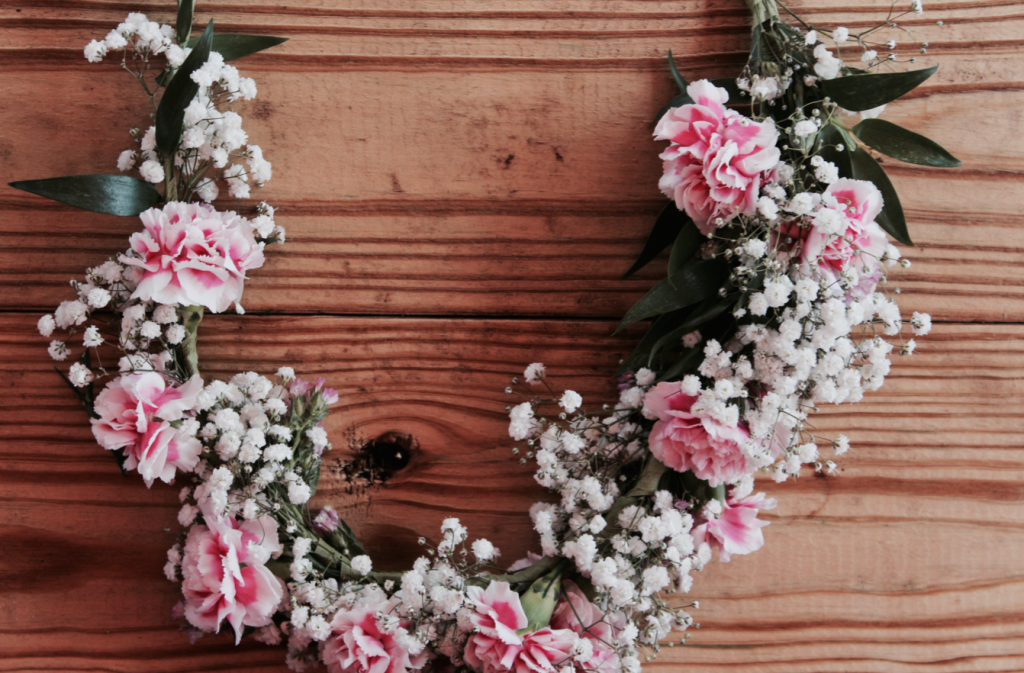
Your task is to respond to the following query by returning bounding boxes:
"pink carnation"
[91,372,203,486]
[691,492,777,562]
[321,599,429,673]
[643,381,750,487]
[121,202,265,313]
[180,503,284,643]
[655,80,780,234]
[464,581,577,673]
[801,179,888,290]
[550,581,621,673]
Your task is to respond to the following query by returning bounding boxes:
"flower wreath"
[19,0,957,671]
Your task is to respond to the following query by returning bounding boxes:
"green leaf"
[822,65,938,112]
[647,293,737,366]
[615,258,728,333]
[9,174,161,216]
[157,20,213,157]
[651,90,695,127]
[850,147,913,246]
[667,220,702,279]
[817,124,853,179]
[655,342,704,382]
[617,308,694,374]
[622,202,689,278]
[667,49,688,93]
[852,118,961,168]
[176,0,196,44]
[188,33,289,62]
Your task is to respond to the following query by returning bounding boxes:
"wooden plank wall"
[1,1,1023,671]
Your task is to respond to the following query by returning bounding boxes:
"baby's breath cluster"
[26,1,954,673]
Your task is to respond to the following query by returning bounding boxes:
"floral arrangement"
[18,0,957,672]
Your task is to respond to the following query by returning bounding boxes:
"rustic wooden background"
[2,0,1023,671]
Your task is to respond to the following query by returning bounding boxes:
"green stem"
[164,156,179,202]
[177,305,204,380]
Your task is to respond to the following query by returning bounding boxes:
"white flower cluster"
[86,13,277,211]
[84,12,177,64]
[37,256,183,385]
[177,370,334,521]
[509,368,699,658]
[281,517,503,672]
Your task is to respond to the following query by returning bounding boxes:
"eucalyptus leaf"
[652,90,695,127]
[157,20,213,157]
[9,174,161,216]
[667,49,688,92]
[853,118,961,167]
[622,202,689,278]
[822,65,938,111]
[189,33,289,61]
[615,258,728,333]
[176,0,196,44]
[850,147,913,245]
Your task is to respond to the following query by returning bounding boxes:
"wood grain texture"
[1,0,1023,671]
[0,0,1022,321]
[2,314,1023,672]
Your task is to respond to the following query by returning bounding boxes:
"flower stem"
[177,305,204,380]
[745,0,780,28]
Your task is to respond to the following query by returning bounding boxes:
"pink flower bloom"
[655,80,780,234]
[313,506,342,536]
[180,503,284,643]
[121,202,265,313]
[91,373,203,486]
[643,381,750,487]
[464,581,577,673]
[804,179,888,284]
[321,599,429,673]
[691,492,777,562]
[550,581,620,673]
[506,551,543,573]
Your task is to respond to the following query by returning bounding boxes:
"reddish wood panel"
[2,315,1024,672]
[0,2,1022,321]
[1,0,1022,671]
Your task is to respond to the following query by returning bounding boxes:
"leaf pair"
[9,9,287,217]
[818,117,959,246]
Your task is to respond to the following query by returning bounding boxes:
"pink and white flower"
[321,599,429,673]
[550,581,621,673]
[180,503,284,643]
[464,581,577,673]
[798,179,888,290]
[121,202,265,313]
[91,372,203,486]
[643,381,750,486]
[655,80,780,233]
[691,492,777,562]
